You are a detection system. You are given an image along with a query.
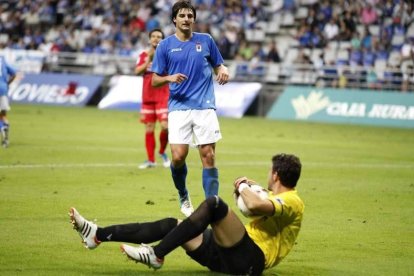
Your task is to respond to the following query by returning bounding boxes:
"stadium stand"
[0,0,413,114]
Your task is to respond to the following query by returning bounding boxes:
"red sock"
[145,132,155,162]
[159,129,168,154]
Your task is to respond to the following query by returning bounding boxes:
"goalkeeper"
[69,153,304,275]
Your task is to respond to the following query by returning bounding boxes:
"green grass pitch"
[0,104,413,275]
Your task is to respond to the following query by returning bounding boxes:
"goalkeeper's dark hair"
[171,0,196,25]
[272,153,301,188]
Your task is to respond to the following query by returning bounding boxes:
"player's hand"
[168,73,188,84]
[234,176,249,190]
[215,65,229,85]
[233,176,258,197]
[233,176,258,189]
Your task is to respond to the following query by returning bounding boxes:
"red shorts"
[140,102,168,123]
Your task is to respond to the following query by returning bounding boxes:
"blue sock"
[170,163,188,198]
[0,121,3,129]
[202,167,219,198]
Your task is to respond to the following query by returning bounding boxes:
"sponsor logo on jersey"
[171,48,183,52]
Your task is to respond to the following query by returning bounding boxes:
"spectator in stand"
[323,17,339,41]
[235,40,254,61]
[9,38,25,50]
[338,70,349,88]
[350,31,361,50]
[381,0,396,18]
[366,68,379,89]
[129,15,146,33]
[137,1,154,23]
[217,35,233,60]
[32,28,45,47]
[390,16,406,37]
[374,43,389,61]
[361,26,373,49]
[135,29,171,169]
[401,37,414,61]
[393,1,414,29]
[378,26,392,50]
[38,1,55,29]
[319,0,333,22]
[244,6,258,29]
[22,5,40,29]
[297,21,312,47]
[342,10,356,35]
[266,40,281,63]
[305,6,322,31]
[247,42,266,76]
[311,25,326,48]
[337,11,355,41]
[360,4,378,25]
[251,42,266,61]
[402,2,414,28]
[59,39,76,53]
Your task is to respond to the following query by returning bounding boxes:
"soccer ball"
[235,183,269,218]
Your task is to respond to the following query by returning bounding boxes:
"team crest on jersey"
[196,42,202,52]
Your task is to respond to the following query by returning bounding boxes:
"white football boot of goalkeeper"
[69,207,100,249]
[120,243,164,270]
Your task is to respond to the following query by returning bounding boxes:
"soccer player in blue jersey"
[151,1,229,216]
[0,55,16,148]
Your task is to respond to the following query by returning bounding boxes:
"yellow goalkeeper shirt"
[245,190,304,268]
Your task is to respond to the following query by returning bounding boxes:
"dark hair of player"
[171,0,197,25]
[149,28,165,39]
[272,154,302,188]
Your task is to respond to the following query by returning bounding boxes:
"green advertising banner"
[267,86,414,128]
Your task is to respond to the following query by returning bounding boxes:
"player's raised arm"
[214,64,229,85]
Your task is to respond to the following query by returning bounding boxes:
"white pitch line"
[0,163,136,169]
[0,161,413,170]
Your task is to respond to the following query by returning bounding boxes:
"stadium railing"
[38,51,412,116]
[43,51,409,92]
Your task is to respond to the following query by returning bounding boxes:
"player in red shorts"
[135,29,170,169]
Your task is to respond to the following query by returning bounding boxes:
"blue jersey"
[0,56,16,96]
[152,32,224,111]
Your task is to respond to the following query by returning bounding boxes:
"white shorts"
[0,96,10,111]
[168,109,222,145]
